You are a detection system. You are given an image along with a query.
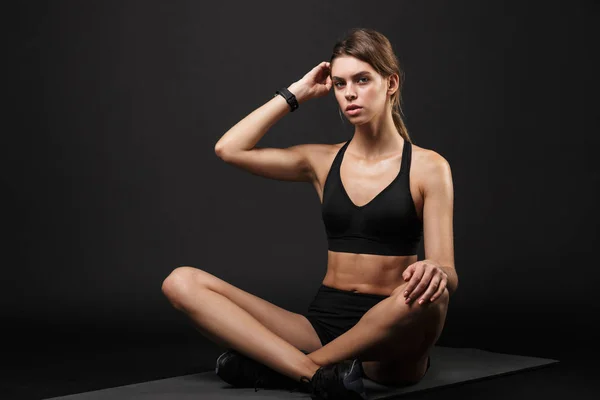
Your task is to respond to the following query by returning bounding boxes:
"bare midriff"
[317,142,425,297]
[321,250,418,296]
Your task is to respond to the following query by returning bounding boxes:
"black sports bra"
[321,138,423,256]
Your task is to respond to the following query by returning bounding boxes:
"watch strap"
[274,87,299,112]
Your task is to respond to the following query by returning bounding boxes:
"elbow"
[214,142,224,157]
[214,143,229,161]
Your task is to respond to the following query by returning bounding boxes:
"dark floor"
[2,335,598,400]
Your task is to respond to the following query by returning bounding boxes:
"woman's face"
[330,56,389,124]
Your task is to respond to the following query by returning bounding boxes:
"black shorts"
[304,284,389,346]
[304,284,431,377]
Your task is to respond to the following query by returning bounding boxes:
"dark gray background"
[4,0,599,394]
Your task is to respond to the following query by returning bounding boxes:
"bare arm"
[422,151,457,295]
[214,61,332,183]
[214,81,310,155]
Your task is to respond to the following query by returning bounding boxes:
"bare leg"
[304,290,448,381]
[305,296,405,365]
[169,286,321,382]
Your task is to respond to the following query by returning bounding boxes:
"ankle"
[297,363,320,382]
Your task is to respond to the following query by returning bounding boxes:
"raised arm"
[214,61,332,182]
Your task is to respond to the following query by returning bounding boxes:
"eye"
[334,77,368,88]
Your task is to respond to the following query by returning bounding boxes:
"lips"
[346,105,362,111]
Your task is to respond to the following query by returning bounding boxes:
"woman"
[162,28,457,400]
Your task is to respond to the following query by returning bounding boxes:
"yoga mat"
[46,346,559,399]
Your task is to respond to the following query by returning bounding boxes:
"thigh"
[164,266,323,353]
[362,288,450,384]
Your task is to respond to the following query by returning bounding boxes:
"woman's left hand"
[401,260,448,305]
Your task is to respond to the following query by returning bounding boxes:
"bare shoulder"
[410,143,452,195]
[411,143,450,169]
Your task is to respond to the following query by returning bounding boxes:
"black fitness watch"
[274,87,299,112]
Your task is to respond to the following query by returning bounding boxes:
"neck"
[350,111,403,160]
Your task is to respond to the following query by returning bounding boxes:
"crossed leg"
[162,266,449,386]
[162,266,324,381]
[304,283,450,385]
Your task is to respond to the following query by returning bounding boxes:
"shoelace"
[290,376,313,395]
[251,350,316,394]
[298,369,329,399]
[253,376,265,392]
[252,362,275,392]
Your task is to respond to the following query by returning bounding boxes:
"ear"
[387,73,399,95]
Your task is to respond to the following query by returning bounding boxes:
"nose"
[344,84,356,100]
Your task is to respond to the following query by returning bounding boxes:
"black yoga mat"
[46,346,559,399]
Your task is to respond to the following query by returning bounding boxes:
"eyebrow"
[331,71,372,81]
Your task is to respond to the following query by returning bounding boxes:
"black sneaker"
[298,358,367,400]
[215,348,309,392]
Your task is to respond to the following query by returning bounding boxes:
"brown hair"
[330,28,413,144]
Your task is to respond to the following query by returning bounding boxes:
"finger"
[402,265,414,281]
[418,277,442,305]
[319,64,331,81]
[308,62,328,80]
[429,279,448,303]
[405,277,430,304]
[402,266,422,298]
[325,76,332,90]
[405,267,433,302]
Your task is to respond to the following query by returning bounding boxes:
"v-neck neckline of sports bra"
[338,140,406,209]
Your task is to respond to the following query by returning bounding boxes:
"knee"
[439,287,450,305]
[391,285,449,309]
[389,292,421,322]
[161,266,203,303]
[431,287,450,313]
[388,287,448,322]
